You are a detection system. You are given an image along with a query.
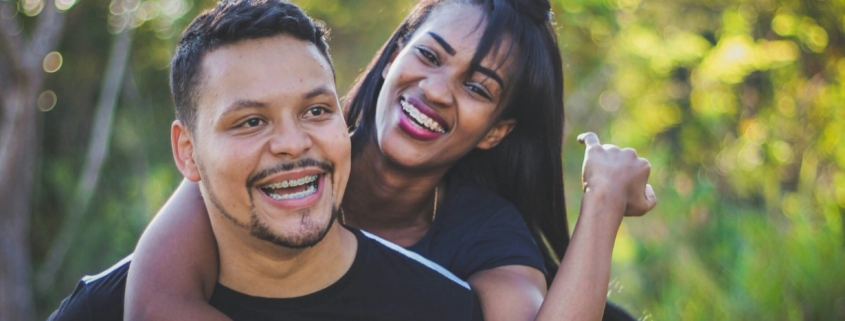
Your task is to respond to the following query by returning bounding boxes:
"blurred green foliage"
[23,0,845,319]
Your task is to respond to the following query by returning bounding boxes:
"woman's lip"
[404,96,449,131]
[397,103,444,141]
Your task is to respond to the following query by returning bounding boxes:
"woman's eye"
[416,47,440,66]
[241,117,264,128]
[466,84,492,100]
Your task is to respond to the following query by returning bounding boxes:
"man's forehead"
[195,35,336,114]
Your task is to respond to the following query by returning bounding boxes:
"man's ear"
[172,120,201,182]
[476,119,517,150]
[382,41,404,79]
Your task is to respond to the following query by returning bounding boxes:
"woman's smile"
[397,96,449,140]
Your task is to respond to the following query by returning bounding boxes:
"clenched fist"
[577,132,657,217]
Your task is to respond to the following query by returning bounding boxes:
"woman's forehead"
[414,3,516,80]
[417,3,486,46]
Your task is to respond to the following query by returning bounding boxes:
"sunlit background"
[0,0,843,319]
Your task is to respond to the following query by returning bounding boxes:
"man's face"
[174,34,350,248]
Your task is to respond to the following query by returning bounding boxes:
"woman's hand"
[535,132,657,321]
[577,132,657,218]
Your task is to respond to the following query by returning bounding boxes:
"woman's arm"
[124,179,232,321]
[469,132,656,321]
[468,265,547,320]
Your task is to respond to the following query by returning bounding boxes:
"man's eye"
[416,47,440,66]
[305,106,330,117]
[241,118,264,128]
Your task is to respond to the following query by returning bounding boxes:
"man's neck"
[212,221,357,298]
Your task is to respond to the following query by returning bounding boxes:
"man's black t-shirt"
[47,255,132,321]
[210,229,481,321]
[49,229,482,321]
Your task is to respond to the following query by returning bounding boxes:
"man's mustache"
[246,158,334,188]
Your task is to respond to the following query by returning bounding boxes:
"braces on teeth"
[261,175,318,189]
[261,175,319,200]
[401,100,445,133]
[269,184,317,200]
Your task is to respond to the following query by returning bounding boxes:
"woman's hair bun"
[508,0,553,23]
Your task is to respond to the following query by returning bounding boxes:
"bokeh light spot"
[600,91,621,111]
[675,173,693,198]
[21,0,44,16]
[772,13,796,36]
[37,90,57,112]
[772,141,793,163]
[739,142,763,169]
[43,51,63,73]
[55,0,77,11]
[799,22,828,53]
[1,1,19,19]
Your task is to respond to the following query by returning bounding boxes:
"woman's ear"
[476,119,517,150]
[172,120,201,182]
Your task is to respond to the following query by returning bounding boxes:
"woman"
[126,0,656,320]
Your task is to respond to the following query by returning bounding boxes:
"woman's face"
[374,3,516,170]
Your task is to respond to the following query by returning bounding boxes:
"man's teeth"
[401,100,445,133]
[261,175,318,189]
[268,184,316,200]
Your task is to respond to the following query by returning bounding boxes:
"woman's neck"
[341,142,447,246]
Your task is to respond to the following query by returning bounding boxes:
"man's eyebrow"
[428,32,456,56]
[303,85,334,100]
[220,86,333,116]
[475,66,505,89]
[223,99,267,115]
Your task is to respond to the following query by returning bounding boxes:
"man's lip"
[253,168,326,188]
[403,96,450,131]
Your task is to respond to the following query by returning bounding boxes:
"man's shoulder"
[48,255,132,321]
[358,230,470,289]
[347,229,483,321]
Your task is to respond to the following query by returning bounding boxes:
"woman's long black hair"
[343,0,568,282]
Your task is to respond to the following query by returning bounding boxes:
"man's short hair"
[170,0,332,131]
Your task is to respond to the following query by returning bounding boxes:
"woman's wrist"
[579,187,626,231]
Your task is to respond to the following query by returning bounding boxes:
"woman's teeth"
[401,99,445,133]
[261,175,319,200]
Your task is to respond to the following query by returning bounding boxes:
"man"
[49,1,482,320]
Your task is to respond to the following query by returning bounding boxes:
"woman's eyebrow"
[426,31,504,88]
[475,66,504,89]
[427,32,456,55]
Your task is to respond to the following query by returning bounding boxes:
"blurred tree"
[0,0,67,319]
[35,23,132,294]
[554,0,845,319]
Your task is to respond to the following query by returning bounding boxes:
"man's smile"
[260,174,320,200]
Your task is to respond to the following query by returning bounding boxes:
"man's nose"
[268,119,312,159]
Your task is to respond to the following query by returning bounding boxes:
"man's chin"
[248,206,339,249]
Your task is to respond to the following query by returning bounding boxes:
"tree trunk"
[0,2,66,319]
[36,27,133,291]
[0,83,38,321]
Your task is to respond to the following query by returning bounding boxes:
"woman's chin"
[378,136,440,169]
